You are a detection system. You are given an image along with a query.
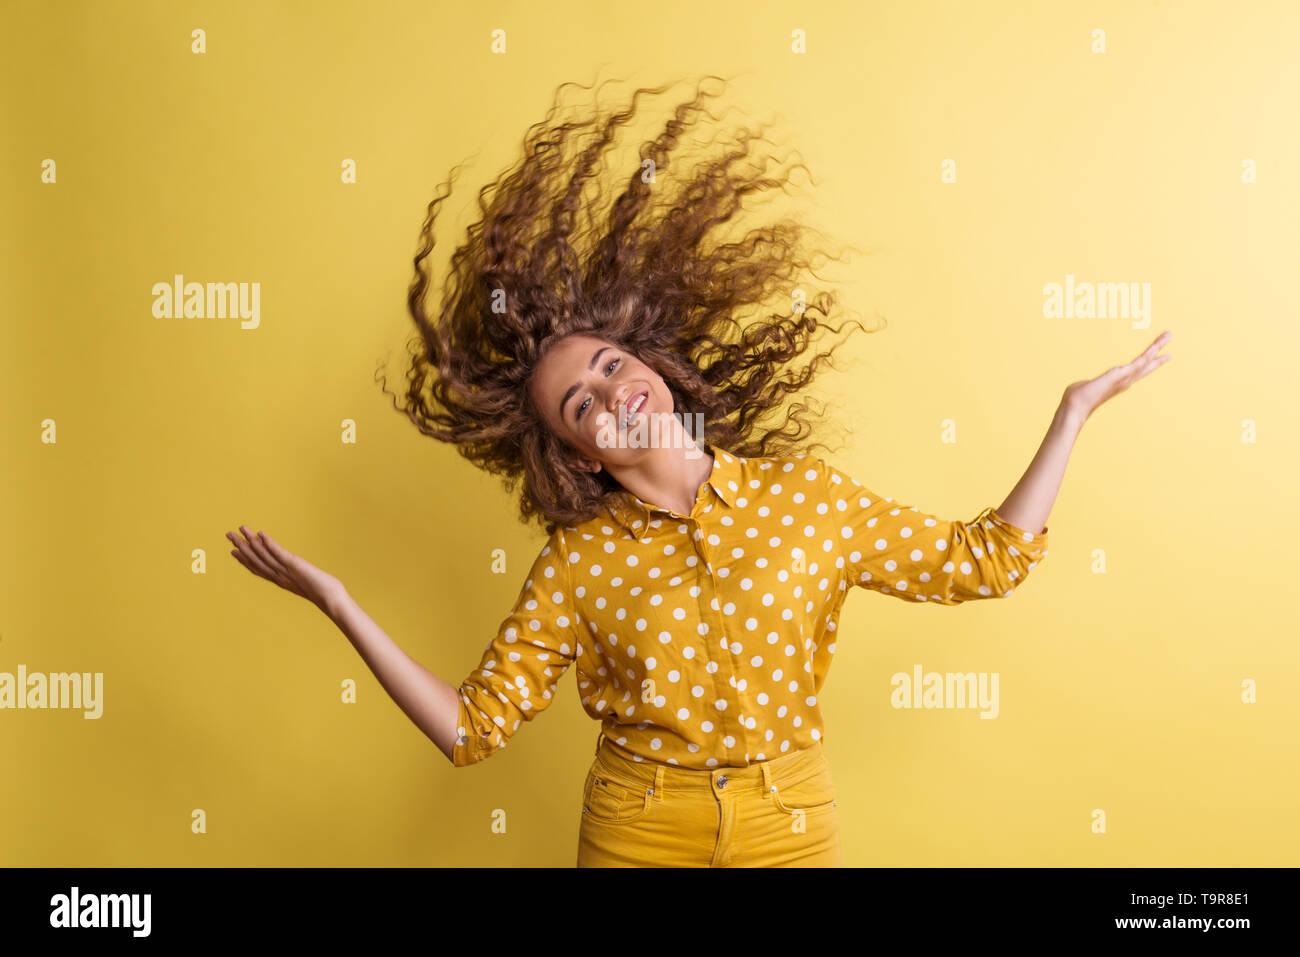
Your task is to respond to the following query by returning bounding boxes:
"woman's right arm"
[325,589,462,765]
[227,525,462,765]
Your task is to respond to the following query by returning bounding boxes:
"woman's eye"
[577,357,620,420]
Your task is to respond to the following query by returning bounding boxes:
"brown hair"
[377,74,883,536]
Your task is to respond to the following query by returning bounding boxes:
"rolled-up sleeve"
[452,527,581,767]
[817,458,1050,605]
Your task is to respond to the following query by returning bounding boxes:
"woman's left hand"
[1061,330,1173,422]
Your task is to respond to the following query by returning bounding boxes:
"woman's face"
[528,333,675,473]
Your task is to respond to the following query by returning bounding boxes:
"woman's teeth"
[622,392,646,429]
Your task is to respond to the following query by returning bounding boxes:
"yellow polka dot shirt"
[452,444,1050,769]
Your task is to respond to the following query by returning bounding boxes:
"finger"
[1133,353,1173,381]
[257,531,297,572]
[249,529,294,578]
[256,532,315,601]
[1121,344,1160,377]
[1137,330,1172,363]
[238,525,280,570]
[227,531,264,573]
[246,531,310,601]
[234,527,283,582]
[229,546,268,581]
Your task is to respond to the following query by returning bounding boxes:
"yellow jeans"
[577,731,842,867]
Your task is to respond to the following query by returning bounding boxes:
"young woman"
[226,76,1172,867]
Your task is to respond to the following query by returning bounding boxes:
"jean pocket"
[582,765,654,825]
[769,765,837,815]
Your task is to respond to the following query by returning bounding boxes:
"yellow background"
[3,0,1297,866]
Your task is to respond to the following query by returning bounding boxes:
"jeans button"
[717,774,728,788]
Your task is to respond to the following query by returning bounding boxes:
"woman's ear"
[573,456,603,475]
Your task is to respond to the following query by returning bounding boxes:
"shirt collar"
[604,443,745,532]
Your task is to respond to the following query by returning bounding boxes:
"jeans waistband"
[593,730,828,795]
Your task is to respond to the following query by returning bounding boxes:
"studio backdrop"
[3,0,1296,866]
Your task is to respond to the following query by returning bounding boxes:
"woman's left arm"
[995,330,1174,535]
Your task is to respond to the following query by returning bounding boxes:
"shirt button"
[457,735,468,745]
[717,774,728,788]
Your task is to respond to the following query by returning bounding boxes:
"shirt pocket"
[581,764,654,825]
[769,765,838,815]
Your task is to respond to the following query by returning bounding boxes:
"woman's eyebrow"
[560,346,613,419]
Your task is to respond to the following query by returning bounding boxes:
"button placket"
[693,515,744,763]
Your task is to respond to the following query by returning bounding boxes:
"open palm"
[1063,330,1173,420]
[226,526,345,614]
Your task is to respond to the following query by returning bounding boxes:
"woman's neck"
[607,426,714,518]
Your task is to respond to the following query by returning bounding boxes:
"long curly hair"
[377,73,883,536]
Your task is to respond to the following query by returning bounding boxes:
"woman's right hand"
[226,525,346,616]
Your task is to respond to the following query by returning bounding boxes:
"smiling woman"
[375,73,874,535]
[228,70,1171,870]
[529,332,724,516]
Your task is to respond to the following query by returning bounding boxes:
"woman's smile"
[619,390,649,431]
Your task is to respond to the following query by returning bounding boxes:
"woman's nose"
[607,384,631,413]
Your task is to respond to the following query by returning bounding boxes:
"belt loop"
[651,765,664,800]
[761,760,774,795]
[595,730,605,756]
